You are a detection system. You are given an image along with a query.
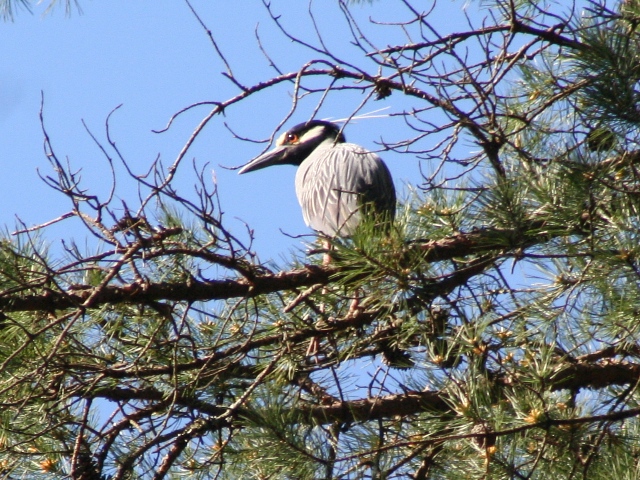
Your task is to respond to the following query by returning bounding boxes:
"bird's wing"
[295,143,396,236]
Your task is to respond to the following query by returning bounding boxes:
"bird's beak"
[238,145,291,175]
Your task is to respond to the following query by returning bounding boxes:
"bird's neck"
[317,135,342,149]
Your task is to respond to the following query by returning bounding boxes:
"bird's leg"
[322,238,362,316]
[320,238,332,312]
[307,238,332,360]
[322,238,332,266]
[348,289,363,316]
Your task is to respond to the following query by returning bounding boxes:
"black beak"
[238,145,291,175]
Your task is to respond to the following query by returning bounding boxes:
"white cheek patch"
[275,132,288,147]
[276,124,330,147]
[299,125,326,143]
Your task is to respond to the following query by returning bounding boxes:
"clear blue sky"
[0,1,471,260]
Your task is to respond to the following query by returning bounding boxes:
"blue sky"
[0,1,472,261]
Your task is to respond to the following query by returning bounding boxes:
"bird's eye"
[286,133,299,144]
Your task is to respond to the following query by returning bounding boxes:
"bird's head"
[238,120,345,174]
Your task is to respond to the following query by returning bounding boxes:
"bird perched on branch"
[239,120,397,363]
[238,120,396,237]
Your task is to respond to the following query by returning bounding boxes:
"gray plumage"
[238,120,395,236]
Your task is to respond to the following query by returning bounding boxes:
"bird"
[238,120,396,237]
[239,120,397,363]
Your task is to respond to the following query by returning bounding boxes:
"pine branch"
[0,220,579,313]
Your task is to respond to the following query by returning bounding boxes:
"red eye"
[286,133,299,144]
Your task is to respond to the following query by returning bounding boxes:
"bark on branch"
[0,221,576,313]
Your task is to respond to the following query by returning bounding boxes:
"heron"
[239,120,401,364]
[238,120,396,237]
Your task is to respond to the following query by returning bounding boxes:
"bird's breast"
[294,143,393,236]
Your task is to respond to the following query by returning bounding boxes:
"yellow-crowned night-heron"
[238,120,396,236]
